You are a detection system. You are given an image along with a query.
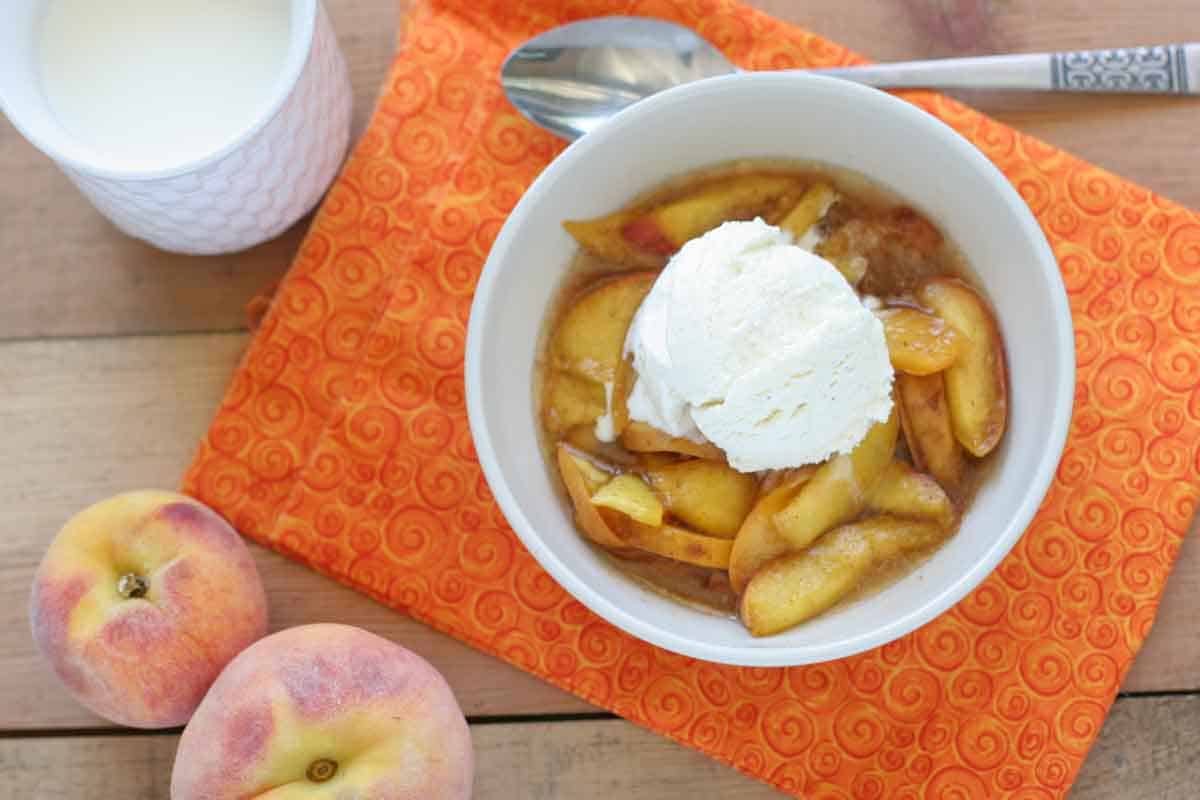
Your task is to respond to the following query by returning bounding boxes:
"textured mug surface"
[0,0,351,255]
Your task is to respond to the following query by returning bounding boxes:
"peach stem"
[306,758,338,783]
[116,573,148,599]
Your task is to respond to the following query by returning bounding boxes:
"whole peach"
[171,624,474,800]
[29,490,268,728]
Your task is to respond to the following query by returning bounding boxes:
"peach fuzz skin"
[170,624,474,800]
[29,490,268,729]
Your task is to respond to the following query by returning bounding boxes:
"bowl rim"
[466,71,1075,666]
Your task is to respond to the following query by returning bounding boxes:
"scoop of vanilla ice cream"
[623,218,893,472]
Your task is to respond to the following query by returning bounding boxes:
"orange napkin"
[183,0,1200,795]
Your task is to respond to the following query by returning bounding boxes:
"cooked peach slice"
[592,474,664,527]
[779,182,837,244]
[867,461,956,530]
[740,516,944,636]
[620,421,724,461]
[761,184,811,228]
[622,521,733,569]
[772,407,898,549]
[562,212,664,269]
[831,255,870,286]
[917,278,1008,456]
[636,452,683,471]
[561,425,637,466]
[618,174,802,256]
[877,307,966,376]
[728,467,817,594]
[896,372,966,493]
[550,272,656,384]
[645,460,758,539]
[756,466,817,499]
[620,217,678,257]
[564,175,800,264]
[542,371,605,436]
[555,445,624,550]
[568,172,796,257]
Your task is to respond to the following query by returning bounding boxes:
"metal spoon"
[502,16,1200,140]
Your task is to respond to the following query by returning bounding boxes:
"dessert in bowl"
[466,73,1073,666]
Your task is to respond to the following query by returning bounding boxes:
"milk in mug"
[39,0,293,170]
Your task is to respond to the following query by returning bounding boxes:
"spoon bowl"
[501,16,735,140]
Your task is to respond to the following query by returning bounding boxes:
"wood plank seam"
[0,328,248,347]
[0,712,622,741]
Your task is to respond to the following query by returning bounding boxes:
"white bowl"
[466,73,1074,666]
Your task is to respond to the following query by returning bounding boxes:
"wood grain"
[3,0,1200,340]
[3,698,1199,799]
[1072,695,1200,799]
[0,333,587,731]
[0,720,779,800]
[1122,526,1200,692]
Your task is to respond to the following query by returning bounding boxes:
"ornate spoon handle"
[813,45,1200,94]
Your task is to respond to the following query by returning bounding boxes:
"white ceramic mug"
[0,0,352,255]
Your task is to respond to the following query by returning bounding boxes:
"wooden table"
[3,2,1199,796]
